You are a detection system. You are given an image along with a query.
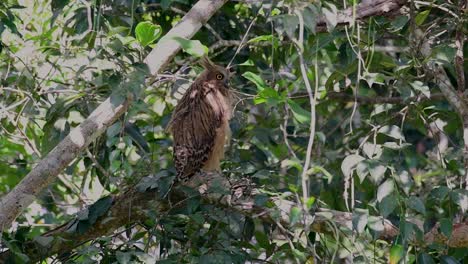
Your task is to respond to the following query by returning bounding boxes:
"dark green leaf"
[439,218,453,238]
[417,253,435,264]
[379,194,397,218]
[440,256,460,264]
[88,196,113,224]
[407,196,426,215]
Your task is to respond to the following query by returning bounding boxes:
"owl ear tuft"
[200,56,216,70]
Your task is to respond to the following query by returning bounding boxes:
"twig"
[227,16,257,68]
[85,149,111,179]
[414,0,459,18]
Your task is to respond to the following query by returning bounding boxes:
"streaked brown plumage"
[167,57,232,181]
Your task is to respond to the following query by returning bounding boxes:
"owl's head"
[199,56,232,88]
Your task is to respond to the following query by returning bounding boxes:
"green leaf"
[378,125,405,141]
[254,231,270,249]
[389,244,405,264]
[440,218,452,238]
[379,194,397,217]
[303,5,318,34]
[341,154,365,177]
[391,16,409,31]
[322,3,338,31]
[171,36,208,57]
[287,99,311,124]
[242,71,268,91]
[431,186,449,200]
[307,166,333,184]
[352,209,368,233]
[369,162,387,183]
[397,170,413,195]
[407,196,426,215]
[107,122,122,138]
[417,253,435,264]
[415,10,431,26]
[410,81,430,98]
[34,236,54,247]
[254,87,282,105]
[377,180,394,202]
[116,251,131,264]
[238,59,255,66]
[272,14,299,39]
[135,21,162,47]
[440,256,460,264]
[356,162,369,183]
[289,207,301,225]
[87,196,113,224]
[306,197,316,209]
[248,35,274,43]
[51,0,70,11]
[363,72,385,88]
[368,216,385,233]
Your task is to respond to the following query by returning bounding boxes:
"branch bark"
[315,0,407,32]
[0,173,466,263]
[0,0,228,231]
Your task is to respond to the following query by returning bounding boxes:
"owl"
[167,57,233,182]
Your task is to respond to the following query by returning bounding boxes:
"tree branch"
[0,0,228,231]
[209,0,408,51]
[315,0,407,32]
[1,172,466,263]
[290,91,446,104]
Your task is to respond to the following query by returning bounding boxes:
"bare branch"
[315,0,407,32]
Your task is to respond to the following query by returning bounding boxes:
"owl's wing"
[172,86,224,181]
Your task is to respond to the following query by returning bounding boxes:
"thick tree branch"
[315,0,407,32]
[0,0,228,231]
[1,172,466,263]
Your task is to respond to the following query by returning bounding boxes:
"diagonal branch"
[315,0,407,32]
[0,0,228,231]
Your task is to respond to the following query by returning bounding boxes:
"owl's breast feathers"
[169,80,232,181]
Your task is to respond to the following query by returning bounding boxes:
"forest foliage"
[0,0,467,263]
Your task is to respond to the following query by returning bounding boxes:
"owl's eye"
[216,74,224,80]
